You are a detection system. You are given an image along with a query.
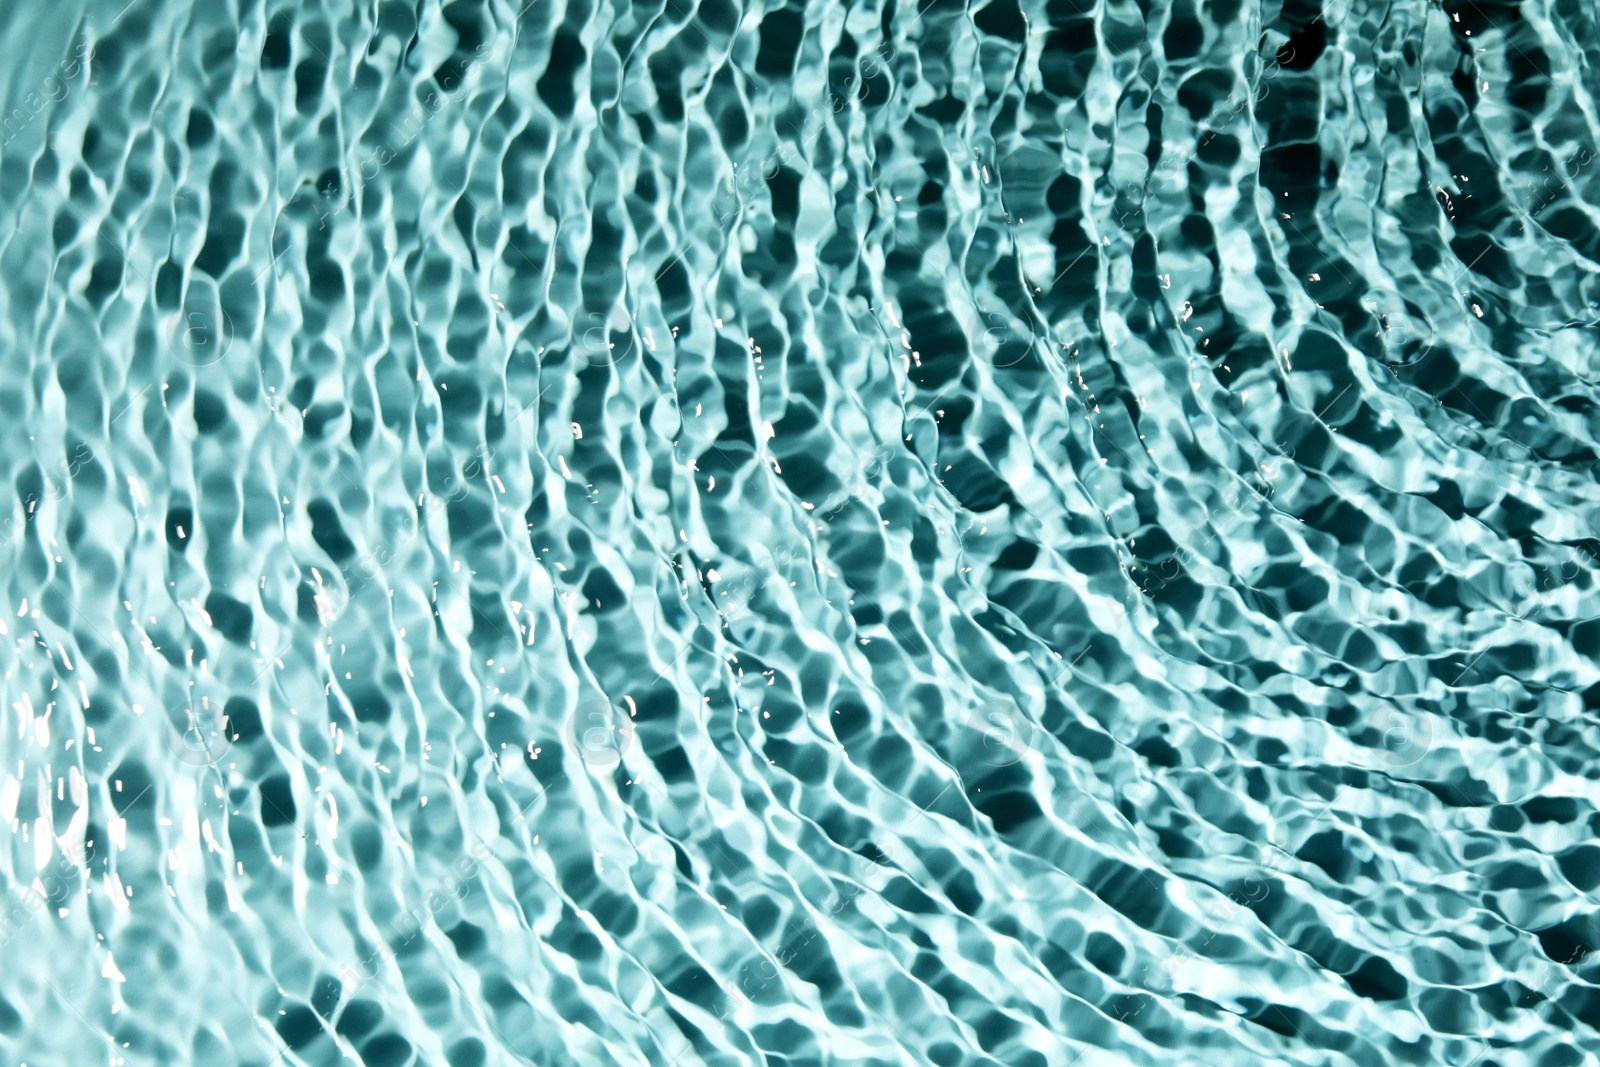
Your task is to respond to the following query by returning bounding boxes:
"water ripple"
[2,0,1600,1065]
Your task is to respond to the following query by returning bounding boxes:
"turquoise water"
[3,0,1600,1064]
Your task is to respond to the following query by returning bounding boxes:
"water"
[3,0,1599,1064]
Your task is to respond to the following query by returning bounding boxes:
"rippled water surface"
[5,0,1600,1063]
